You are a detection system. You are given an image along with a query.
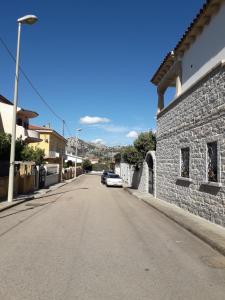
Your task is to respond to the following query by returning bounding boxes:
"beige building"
[29,125,67,163]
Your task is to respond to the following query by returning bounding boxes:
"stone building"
[151,0,225,226]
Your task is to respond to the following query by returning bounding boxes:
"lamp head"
[17,15,38,25]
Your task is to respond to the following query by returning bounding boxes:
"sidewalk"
[0,176,79,213]
[125,187,225,257]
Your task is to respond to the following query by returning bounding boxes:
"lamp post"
[7,15,38,203]
[74,128,82,178]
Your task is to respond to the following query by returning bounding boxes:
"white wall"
[182,3,225,91]
[120,163,134,187]
[115,164,121,176]
[44,164,59,187]
[65,154,83,163]
[0,102,27,139]
[0,102,13,134]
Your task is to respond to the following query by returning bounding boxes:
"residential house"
[151,0,225,227]
[65,150,83,164]
[0,94,41,143]
[29,125,67,163]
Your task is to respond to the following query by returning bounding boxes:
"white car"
[106,174,123,187]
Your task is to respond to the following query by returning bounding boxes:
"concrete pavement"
[0,175,225,299]
[125,188,225,257]
[0,175,81,213]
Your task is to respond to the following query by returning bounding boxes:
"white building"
[65,151,83,164]
[0,94,41,143]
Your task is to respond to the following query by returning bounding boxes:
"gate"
[146,152,154,195]
[39,166,46,188]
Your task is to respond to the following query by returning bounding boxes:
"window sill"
[177,177,193,183]
[202,182,222,188]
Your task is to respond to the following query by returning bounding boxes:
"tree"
[0,133,25,161]
[133,131,156,160]
[122,146,143,165]
[82,159,92,172]
[114,152,121,164]
[92,163,108,171]
[20,146,45,165]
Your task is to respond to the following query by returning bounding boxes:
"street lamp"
[7,15,38,203]
[75,128,82,178]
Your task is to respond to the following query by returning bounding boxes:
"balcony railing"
[16,126,41,143]
[48,151,60,158]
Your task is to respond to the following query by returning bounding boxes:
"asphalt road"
[0,175,225,300]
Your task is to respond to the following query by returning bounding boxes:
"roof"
[0,95,13,105]
[151,0,223,85]
[29,125,67,143]
[17,108,39,118]
[0,94,39,119]
[29,125,50,131]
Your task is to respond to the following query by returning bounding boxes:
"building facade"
[29,125,67,163]
[151,0,225,226]
[0,95,41,143]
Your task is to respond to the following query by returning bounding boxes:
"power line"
[0,35,73,136]
[65,122,73,136]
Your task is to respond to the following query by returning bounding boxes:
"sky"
[0,0,204,146]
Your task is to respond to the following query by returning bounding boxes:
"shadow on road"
[37,187,89,199]
[0,201,55,219]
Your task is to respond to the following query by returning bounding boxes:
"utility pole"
[8,15,38,203]
[60,120,65,182]
[62,120,65,137]
[75,128,82,178]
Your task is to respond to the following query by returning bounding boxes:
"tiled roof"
[28,125,51,130]
[29,125,67,143]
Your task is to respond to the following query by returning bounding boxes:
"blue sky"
[0,0,204,146]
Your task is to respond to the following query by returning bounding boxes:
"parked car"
[101,170,114,184]
[106,174,123,187]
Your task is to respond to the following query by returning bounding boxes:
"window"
[207,142,217,182]
[16,118,23,126]
[181,148,190,178]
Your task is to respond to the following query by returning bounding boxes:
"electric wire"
[0,36,73,137]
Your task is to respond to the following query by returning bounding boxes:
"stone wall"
[156,64,225,227]
[131,162,149,193]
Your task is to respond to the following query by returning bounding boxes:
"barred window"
[207,142,217,182]
[181,148,190,178]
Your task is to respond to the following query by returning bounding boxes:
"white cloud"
[91,138,105,144]
[126,130,139,138]
[80,116,110,125]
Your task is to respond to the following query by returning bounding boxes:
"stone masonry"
[156,64,225,227]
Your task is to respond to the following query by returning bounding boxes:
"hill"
[66,137,121,160]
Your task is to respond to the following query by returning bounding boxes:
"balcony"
[16,125,42,143]
[48,151,60,158]
[25,129,42,143]
[16,125,26,139]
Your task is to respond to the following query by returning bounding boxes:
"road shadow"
[35,187,89,199]
[0,201,55,219]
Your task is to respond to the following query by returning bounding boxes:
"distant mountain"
[66,137,121,159]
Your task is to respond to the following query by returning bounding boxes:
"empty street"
[0,175,225,300]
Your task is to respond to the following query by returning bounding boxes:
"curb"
[0,196,35,213]
[124,187,225,257]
